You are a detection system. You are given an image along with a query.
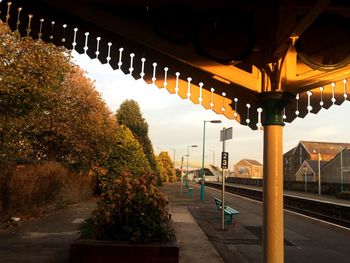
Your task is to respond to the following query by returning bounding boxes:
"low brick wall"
[0,160,96,216]
[226,177,263,187]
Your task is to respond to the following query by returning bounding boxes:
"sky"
[72,52,350,169]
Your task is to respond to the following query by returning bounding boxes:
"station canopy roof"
[2,0,350,129]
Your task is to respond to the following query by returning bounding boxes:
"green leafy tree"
[115,100,159,178]
[103,125,151,179]
[156,151,176,182]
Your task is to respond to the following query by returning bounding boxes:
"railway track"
[205,181,350,228]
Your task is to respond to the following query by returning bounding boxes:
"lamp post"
[171,148,176,182]
[313,148,321,195]
[303,164,307,193]
[180,156,184,194]
[211,150,215,166]
[186,145,198,189]
[340,148,344,192]
[201,120,221,201]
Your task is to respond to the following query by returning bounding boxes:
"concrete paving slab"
[171,206,223,263]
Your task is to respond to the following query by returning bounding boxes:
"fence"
[226,177,350,195]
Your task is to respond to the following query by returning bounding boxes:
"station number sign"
[221,152,229,169]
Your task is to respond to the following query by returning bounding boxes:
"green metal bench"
[214,197,239,224]
[186,184,195,196]
[185,180,195,196]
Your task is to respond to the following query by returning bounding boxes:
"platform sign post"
[220,127,233,230]
[221,152,229,169]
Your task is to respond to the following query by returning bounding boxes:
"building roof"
[283,147,295,157]
[240,159,262,166]
[322,148,350,170]
[295,159,328,175]
[305,159,328,172]
[209,164,221,172]
[300,141,350,156]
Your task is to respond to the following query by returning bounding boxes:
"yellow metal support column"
[263,125,284,263]
[259,92,293,263]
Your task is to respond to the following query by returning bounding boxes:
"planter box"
[69,239,179,263]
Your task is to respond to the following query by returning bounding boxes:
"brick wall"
[0,160,96,216]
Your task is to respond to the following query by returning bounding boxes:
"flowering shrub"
[80,170,173,243]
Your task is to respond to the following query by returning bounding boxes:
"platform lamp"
[201,120,222,201]
[313,148,321,195]
[186,145,198,189]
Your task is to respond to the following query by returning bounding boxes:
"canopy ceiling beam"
[286,65,350,94]
[274,0,331,58]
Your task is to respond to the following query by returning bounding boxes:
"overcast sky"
[72,52,350,169]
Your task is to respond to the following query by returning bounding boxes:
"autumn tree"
[24,65,117,171]
[156,155,167,182]
[0,23,116,172]
[156,151,176,183]
[115,100,159,177]
[1,22,173,245]
[0,23,70,119]
[0,23,71,157]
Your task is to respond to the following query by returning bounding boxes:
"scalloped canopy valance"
[1,0,350,129]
